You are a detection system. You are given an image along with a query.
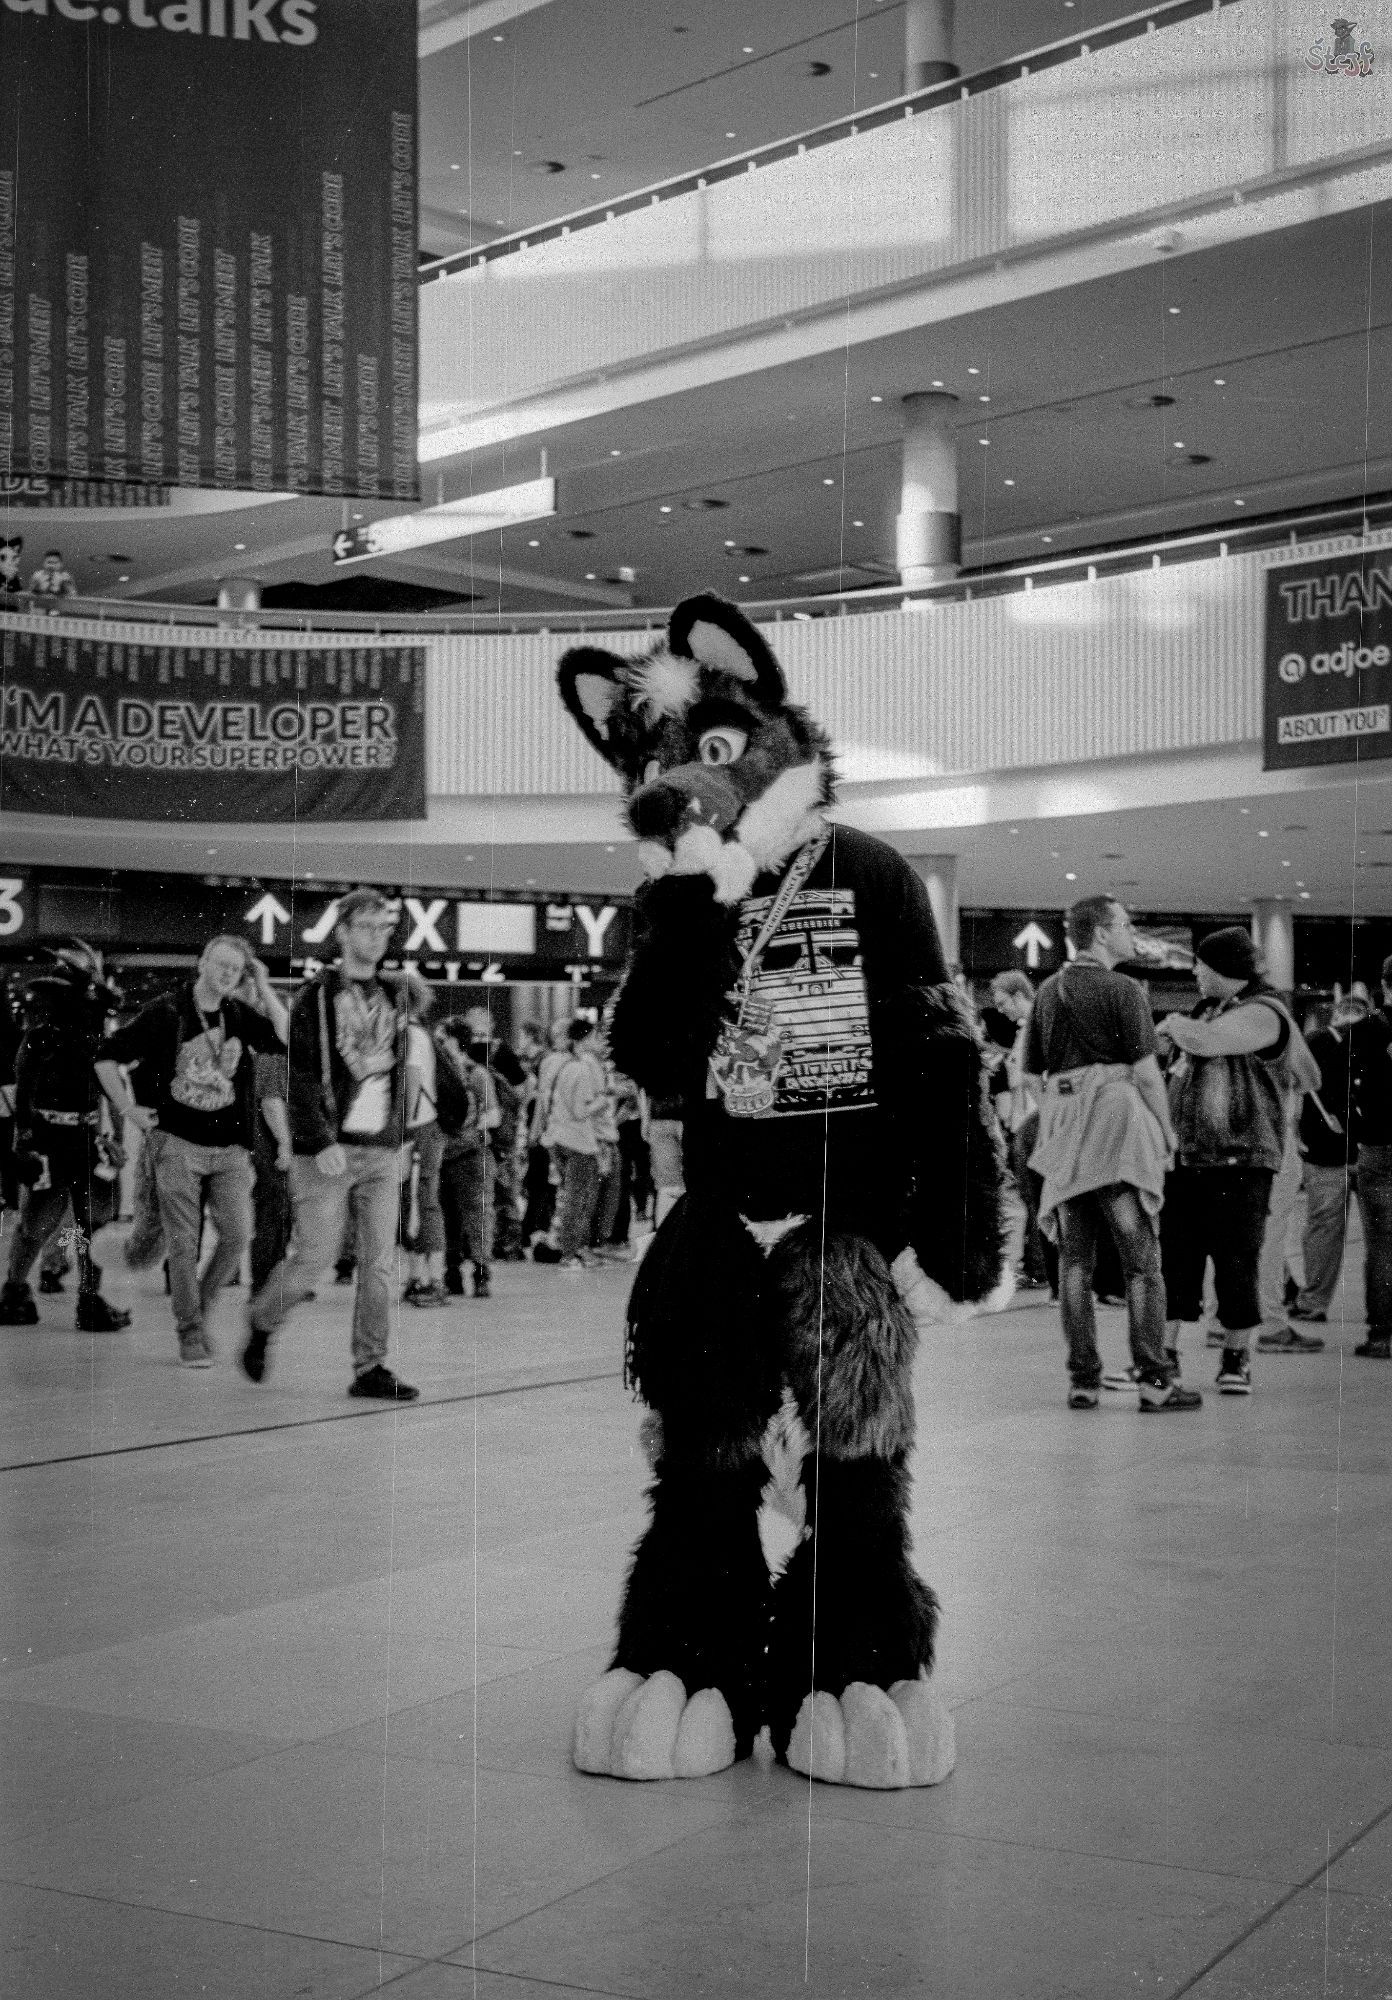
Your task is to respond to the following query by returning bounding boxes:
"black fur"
[608,876,741,1107]
[766,1453,940,1758]
[767,1228,918,1461]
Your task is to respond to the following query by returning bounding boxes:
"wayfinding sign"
[1265,552,1392,770]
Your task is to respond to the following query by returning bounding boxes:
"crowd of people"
[0,887,685,1399]
[978,894,1384,1410]
[0,884,1384,1410]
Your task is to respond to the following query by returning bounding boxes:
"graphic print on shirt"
[717,886,874,1117]
[170,1031,243,1112]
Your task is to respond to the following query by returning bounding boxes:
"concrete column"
[904,0,957,91]
[908,853,959,965]
[1252,900,1295,994]
[896,392,961,591]
[217,576,262,610]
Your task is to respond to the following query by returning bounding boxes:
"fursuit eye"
[697,727,747,767]
[642,758,662,786]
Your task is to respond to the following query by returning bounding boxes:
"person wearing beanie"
[1157,926,1317,1394]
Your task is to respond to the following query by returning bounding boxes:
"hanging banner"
[1265,552,1392,770]
[0,0,418,501]
[0,622,426,822]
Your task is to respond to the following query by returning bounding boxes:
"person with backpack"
[460,1006,527,1260]
[1158,926,1318,1394]
[533,1018,606,1270]
[401,974,449,1308]
[241,888,419,1401]
[0,941,132,1334]
[1026,896,1194,1412]
[437,1020,501,1297]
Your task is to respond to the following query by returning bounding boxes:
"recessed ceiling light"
[979,394,990,403]
[352,511,363,521]
[1004,478,1015,486]
[1050,850,1060,859]
[852,519,864,527]
[738,575,750,583]
[1065,872,1077,882]
[528,538,540,547]
[931,378,943,388]
[491,31,504,39]
[118,574,129,582]
[725,131,736,138]
[978,437,989,445]
[610,448,621,457]
[450,163,460,171]
[1258,829,1269,838]
[585,572,596,580]
[869,70,878,77]
[1213,376,1226,386]
[1299,891,1311,900]
[742,45,752,53]
[1041,534,1052,543]
[1296,881,1305,888]
[590,172,601,179]
[206,847,217,855]
[526,878,536,886]
[605,845,615,854]
[1240,807,1250,814]
[659,504,672,513]
[233,542,246,551]
[1282,860,1291,867]
[1168,305,1180,315]
[967,366,980,375]
[871,394,883,403]
[724,539,737,548]
[1173,441,1185,449]
[1234,498,1245,507]
[823,476,835,485]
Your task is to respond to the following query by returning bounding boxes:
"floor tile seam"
[429,1814,737,1960]
[361,1952,635,2000]
[1164,1791,1392,1998]
[0,1871,439,1963]
[0,1368,624,1472]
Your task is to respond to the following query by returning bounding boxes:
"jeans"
[1009,1120,1049,1285]
[1258,1118,1304,1326]
[1056,1184,1169,1387]
[6,1128,119,1296]
[442,1142,495,1271]
[1298,1162,1353,1316]
[250,1145,401,1375]
[1356,1144,1392,1342]
[151,1130,254,1338]
[553,1145,600,1259]
[402,1121,445,1256]
[249,1136,292,1295]
[1161,1164,1273,1346]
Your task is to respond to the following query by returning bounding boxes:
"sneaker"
[594,1242,635,1263]
[1137,1374,1203,1412]
[76,1293,131,1333]
[1204,1326,1226,1349]
[472,1266,491,1299]
[558,1255,588,1272]
[408,1281,448,1309]
[1289,1305,1328,1324]
[38,1269,65,1295]
[179,1330,214,1369]
[1216,1348,1252,1395]
[334,1262,354,1285]
[1101,1365,1140,1391]
[1067,1383,1100,1409]
[0,1282,39,1326]
[240,1323,271,1384]
[1354,1337,1391,1359]
[348,1364,420,1402]
[444,1267,465,1296]
[532,1240,562,1264]
[1256,1325,1325,1353]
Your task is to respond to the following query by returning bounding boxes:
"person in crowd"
[607,1063,646,1252]
[1250,978,1323,1345]
[0,941,132,1332]
[1157,926,1311,1396]
[95,935,288,1367]
[400,974,449,1308]
[1291,993,1363,1325]
[1347,958,1392,1360]
[988,970,1049,1289]
[242,887,419,1400]
[249,1047,292,1295]
[526,1018,573,1252]
[1025,896,1195,1412]
[534,1018,604,1269]
[439,1020,500,1296]
[516,1018,553,1246]
[29,548,77,598]
[461,1006,527,1260]
[588,1029,624,1255]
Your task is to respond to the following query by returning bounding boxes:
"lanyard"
[733,828,829,1015]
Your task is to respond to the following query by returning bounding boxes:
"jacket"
[286,968,409,1156]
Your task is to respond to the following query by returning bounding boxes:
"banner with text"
[0,623,425,822]
[1265,552,1392,770]
[0,0,418,500]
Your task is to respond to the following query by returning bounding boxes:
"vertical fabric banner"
[1264,552,1392,770]
[0,0,418,502]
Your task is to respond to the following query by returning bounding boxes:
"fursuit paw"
[785,1672,954,1789]
[572,1668,737,1780]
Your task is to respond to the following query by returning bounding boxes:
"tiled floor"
[2,1230,1389,1998]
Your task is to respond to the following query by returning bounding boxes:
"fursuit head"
[553,595,1001,1795]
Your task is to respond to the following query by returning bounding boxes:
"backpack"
[431,1029,476,1137]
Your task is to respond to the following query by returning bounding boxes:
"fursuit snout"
[627,764,743,846]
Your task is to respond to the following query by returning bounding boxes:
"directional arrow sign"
[1013,921,1053,969]
[332,529,363,563]
[245,893,292,946]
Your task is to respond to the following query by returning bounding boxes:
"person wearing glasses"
[242,887,419,1401]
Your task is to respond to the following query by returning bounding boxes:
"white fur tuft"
[632,651,699,720]
[637,839,673,881]
[733,762,827,871]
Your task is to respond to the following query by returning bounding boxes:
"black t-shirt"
[1300,1025,1354,1167]
[99,984,281,1149]
[1350,1009,1392,1148]
[1025,959,1158,1074]
[681,822,947,1228]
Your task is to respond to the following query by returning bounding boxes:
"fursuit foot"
[785,1672,955,1789]
[572,1667,738,1780]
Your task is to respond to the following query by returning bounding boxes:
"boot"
[76,1291,131,1333]
[472,1263,492,1299]
[0,1281,39,1325]
[38,1269,65,1295]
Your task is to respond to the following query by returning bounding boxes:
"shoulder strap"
[1049,970,1113,1067]
[317,980,333,1101]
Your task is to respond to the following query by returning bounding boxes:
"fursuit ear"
[557,645,632,770]
[668,593,786,706]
